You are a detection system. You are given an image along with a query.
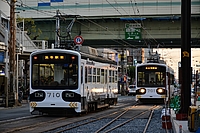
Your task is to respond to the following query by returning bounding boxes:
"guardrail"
[1,22,39,51]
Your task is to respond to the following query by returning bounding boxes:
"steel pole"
[179,0,191,118]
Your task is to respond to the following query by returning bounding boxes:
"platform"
[171,101,200,133]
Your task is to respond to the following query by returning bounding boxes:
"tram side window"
[170,73,174,85]
[101,69,104,84]
[97,68,100,83]
[93,68,96,83]
[109,70,113,83]
[115,70,118,83]
[112,71,115,83]
[163,73,166,86]
[81,66,83,84]
[105,69,107,84]
[85,66,87,83]
[88,67,92,83]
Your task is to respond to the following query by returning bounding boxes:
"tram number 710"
[47,93,60,97]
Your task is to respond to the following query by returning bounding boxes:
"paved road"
[0,95,135,121]
[0,103,31,121]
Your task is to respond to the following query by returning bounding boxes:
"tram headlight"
[62,91,81,102]
[136,88,146,94]
[35,92,44,97]
[30,91,45,102]
[156,88,166,94]
[139,88,146,93]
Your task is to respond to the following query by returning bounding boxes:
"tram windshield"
[31,53,78,89]
[137,65,166,87]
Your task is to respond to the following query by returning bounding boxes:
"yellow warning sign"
[183,51,189,57]
[30,102,37,107]
[69,102,78,108]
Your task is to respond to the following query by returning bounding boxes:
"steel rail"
[143,109,154,133]
[47,103,139,133]
[101,105,160,133]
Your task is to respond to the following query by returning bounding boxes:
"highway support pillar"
[177,0,191,120]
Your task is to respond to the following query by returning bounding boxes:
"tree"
[127,66,135,84]
[16,15,42,40]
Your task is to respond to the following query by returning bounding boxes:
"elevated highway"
[13,0,200,49]
[33,16,200,49]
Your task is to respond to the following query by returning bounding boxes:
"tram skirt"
[162,115,172,129]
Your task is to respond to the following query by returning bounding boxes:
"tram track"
[0,99,137,133]
[0,98,172,133]
[42,104,161,133]
[43,103,139,133]
[99,106,159,133]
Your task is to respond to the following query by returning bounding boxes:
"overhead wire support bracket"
[54,11,77,49]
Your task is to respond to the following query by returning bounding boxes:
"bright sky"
[153,48,200,79]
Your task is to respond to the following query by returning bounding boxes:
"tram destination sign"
[125,23,141,40]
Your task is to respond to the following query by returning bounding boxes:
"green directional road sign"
[125,23,142,40]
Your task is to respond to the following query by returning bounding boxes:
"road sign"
[74,36,84,45]
[125,23,141,40]
[127,56,133,65]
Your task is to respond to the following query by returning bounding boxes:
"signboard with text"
[125,23,141,40]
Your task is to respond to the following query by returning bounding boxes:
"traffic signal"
[134,59,137,66]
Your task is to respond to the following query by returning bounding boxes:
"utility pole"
[9,0,18,106]
[55,10,60,48]
[121,49,125,96]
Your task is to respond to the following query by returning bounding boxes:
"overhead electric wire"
[13,0,145,48]
[14,1,138,48]
[106,0,123,15]
[106,0,157,48]
[48,2,139,48]
[13,1,192,49]
[106,0,163,49]
[130,0,150,48]
[131,0,162,48]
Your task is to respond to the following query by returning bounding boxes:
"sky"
[153,48,200,79]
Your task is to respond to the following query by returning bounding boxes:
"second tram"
[135,62,175,103]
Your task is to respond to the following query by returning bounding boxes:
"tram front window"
[137,71,165,87]
[32,63,78,89]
